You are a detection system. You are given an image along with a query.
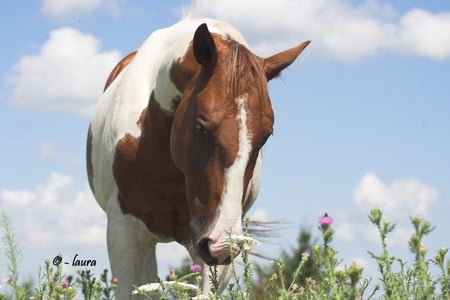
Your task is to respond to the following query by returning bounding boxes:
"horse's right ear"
[193,23,218,69]
[263,40,311,81]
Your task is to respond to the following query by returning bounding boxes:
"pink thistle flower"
[301,251,310,259]
[318,213,333,227]
[111,277,119,285]
[61,280,69,289]
[190,264,202,273]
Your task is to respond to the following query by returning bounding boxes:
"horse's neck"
[123,49,182,119]
[132,22,195,116]
[153,62,183,115]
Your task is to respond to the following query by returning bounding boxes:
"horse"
[86,17,309,298]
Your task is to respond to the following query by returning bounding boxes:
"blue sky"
[1,0,449,290]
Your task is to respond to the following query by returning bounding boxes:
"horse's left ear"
[263,40,311,81]
[193,23,218,69]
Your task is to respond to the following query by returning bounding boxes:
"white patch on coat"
[209,94,252,244]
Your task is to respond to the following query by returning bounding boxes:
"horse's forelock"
[223,41,268,103]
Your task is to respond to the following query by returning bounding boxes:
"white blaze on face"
[208,94,252,257]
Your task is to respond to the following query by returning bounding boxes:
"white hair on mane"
[178,1,249,49]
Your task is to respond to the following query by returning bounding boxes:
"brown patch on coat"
[170,43,199,93]
[104,51,137,91]
[112,92,190,243]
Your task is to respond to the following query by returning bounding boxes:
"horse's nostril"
[197,237,218,266]
[197,237,209,252]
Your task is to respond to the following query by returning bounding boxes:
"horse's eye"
[195,120,207,135]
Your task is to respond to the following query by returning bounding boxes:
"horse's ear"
[263,40,311,81]
[193,23,218,69]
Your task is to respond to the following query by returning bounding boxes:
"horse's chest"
[112,132,190,242]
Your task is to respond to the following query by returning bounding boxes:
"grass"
[1,209,449,299]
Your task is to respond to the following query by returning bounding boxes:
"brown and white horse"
[87,18,309,298]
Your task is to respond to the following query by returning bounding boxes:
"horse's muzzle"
[196,237,237,266]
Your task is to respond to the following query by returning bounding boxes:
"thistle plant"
[35,259,76,300]
[434,247,450,298]
[367,208,450,299]
[368,207,396,297]
[73,270,103,300]
[408,214,436,298]
[226,217,261,299]
[208,265,221,297]
[316,213,340,297]
[0,213,27,300]
[99,269,118,300]
[263,212,364,300]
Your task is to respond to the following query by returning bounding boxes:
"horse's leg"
[106,190,157,299]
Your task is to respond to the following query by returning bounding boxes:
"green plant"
[0,213,27,300]
[262,213,364,300]
[434,247,450,298]
[35,259,76,300]
[99,269,118,300]
[368,208,450,300]
[35,263,117,300]
[2,208,450,299]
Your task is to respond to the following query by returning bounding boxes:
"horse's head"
[170,23,309,265]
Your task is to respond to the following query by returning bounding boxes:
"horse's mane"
[226,40,268,101]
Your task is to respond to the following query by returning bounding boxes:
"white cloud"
[353,172,438,219]
[0,172,106,248]
[397,9,450,59]
[8,27,121,115]
[41,0,121,21]
[38,140,83,167]
[187,0,450,61]
[334,219,357,242]
[0,190,35,207]
[39,140,57,161]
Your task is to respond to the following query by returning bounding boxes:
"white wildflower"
[132,280,199,296]
[229,235,261,246]
[131,282,162,294]
[164,281,199,291]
